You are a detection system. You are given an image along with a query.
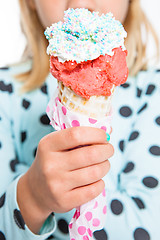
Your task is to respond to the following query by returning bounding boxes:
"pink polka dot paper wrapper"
[46,91,112,240]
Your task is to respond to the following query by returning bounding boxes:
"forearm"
[0,176,56,240]
[17,172,50,234]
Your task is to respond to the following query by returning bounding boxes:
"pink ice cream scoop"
[50,47,128,99]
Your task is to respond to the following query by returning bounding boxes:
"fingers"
[68,160,110,189]
[66,180,105,209]
[43,127,107,151]
[64,143,114,170]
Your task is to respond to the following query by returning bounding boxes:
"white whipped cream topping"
[44,8,127,63]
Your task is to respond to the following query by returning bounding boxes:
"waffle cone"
[58,81,115,119]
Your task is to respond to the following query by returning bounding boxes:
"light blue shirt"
[0,61,160,240]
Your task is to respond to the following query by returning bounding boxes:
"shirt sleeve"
[0,70,57,240]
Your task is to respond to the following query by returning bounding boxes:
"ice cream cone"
[58,81,115,119]
[45,8,129,240]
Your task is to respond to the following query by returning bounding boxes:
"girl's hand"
[17,127,114,233]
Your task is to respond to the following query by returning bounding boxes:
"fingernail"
[106,133,110,142]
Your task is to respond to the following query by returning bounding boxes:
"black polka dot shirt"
[0,61,160,240]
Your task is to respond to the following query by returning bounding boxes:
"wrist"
[17,173,50,234]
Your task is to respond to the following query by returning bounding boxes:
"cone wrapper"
[46,89,112,240]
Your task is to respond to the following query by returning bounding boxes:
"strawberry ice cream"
[50,47,128,99]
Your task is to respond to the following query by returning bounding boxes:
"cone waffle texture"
[58,81,114,119]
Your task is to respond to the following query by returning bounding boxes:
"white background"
[0,0,160,67]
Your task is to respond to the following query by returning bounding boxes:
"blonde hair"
[17,0,159,92]
[124,0,159,75]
